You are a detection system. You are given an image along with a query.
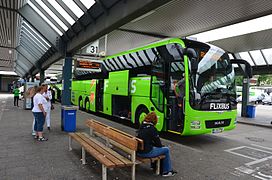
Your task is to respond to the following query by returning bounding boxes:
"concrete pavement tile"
[26,175,51,180]
[5,159,29,169]
[0,152,8,159]
[0,168,6,176]
[6,166,28,176]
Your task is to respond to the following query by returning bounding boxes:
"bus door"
[155,45,186,133]
[150,58,166,112]
[96,79,104,112]
[168,60,186,132]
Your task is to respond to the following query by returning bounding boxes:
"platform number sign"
[89,46,98,54]
[86,40,99,55]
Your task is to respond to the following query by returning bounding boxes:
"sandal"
[34,135,39,139]
[37,137,48,141]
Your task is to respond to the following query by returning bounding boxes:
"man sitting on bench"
[136,112,177,177]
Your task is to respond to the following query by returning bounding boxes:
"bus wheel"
[85,100,90,113]
[135,106,149,128]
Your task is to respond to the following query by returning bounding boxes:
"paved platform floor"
[237,104,272,128]
[1,93,272,180]
[0,94,172,180]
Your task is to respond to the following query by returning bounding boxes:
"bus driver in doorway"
[173,77,185,129]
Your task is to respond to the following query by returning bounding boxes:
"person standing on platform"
[42,84,52,131]
[50,87,55,104]
[31,86,38,136]
[32,86,48,141]
[13,86,20,107]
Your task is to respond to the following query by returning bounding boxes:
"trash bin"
[246,105,256,118]
[61,106,78,132]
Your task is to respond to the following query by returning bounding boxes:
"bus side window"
[151,76,164,112]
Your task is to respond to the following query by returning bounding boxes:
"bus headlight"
[234,118,237,125]
[191,120,201,129]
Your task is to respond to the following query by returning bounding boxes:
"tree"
[235,76,243,86]
[257,75,272,85]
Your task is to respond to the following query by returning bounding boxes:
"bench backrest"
[86,119,143,151]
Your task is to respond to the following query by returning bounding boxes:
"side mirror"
[230,59,252,78]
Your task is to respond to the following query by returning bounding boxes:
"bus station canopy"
[1,0,272,77]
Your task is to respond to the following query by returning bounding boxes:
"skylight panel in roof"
[23,21,51,48]
[48,0,75,25]
[62,0,84,18]
[28,1,63,36]
[249,50,266,66]
[239,52,254,66]
[189,14,272,42]
[261,48,272,65]
[21,29,48,52]
[80,0,95,9]
[36,0,68,31]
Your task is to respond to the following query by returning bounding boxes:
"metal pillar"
[40,69,45,84]
[241,78,250,117]
[61,54,72,106]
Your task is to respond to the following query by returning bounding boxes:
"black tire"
[135,106,149,128]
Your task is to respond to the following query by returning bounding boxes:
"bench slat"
[137,155,166,163]
[102,125,144,151]
[81,133,134,166]
[86,119,139,151]
[87,119,144,150]
[69,133,116,168]
[77,133,128,167]
[86,119,144,151]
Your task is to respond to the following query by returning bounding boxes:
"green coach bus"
[71,38,250,136]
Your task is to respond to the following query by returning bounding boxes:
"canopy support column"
[241,78,250,117]
[61,54,72,106]
[40,69,45,84]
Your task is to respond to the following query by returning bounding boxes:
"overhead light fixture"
[9,50,12,54]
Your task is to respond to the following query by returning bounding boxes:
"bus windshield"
[185,41,236,111]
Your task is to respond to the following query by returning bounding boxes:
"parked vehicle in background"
[237,93,268,104]
[236,87,266,104]
[256,93,267,104]
[262,94,272,105]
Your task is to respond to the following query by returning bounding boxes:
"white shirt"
[43,90,52,112]
[32,93,47,112]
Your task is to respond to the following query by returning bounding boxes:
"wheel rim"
[86,101,90,111]
[79,99,83,109]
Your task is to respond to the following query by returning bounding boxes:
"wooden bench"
[68,119,165,180]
